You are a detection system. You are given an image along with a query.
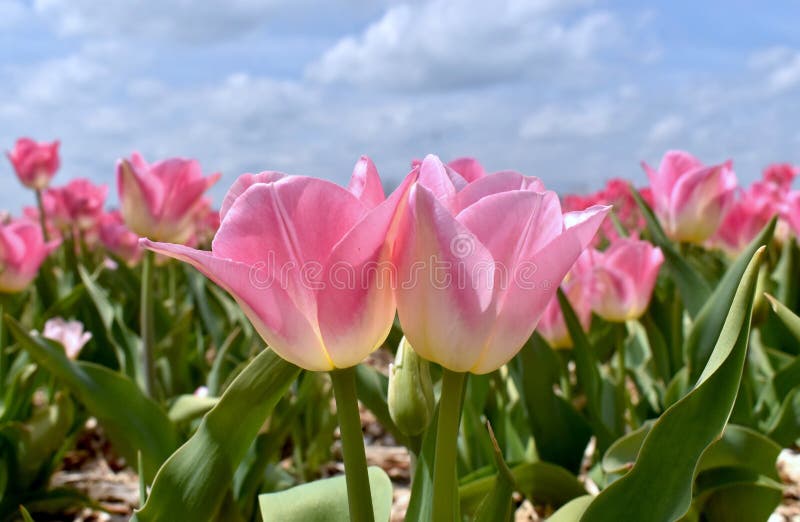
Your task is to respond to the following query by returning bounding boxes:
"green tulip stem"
[35,188,50,242]
[616,323,628,432]
[140,250,156,398]
[330,366,374,522]
[432,368,467,522]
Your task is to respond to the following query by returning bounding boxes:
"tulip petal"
[220,171,287,221]
[140,239,333,371]
[456,190,562,271]
[347,155,385,209]
[417,154,465,210]
[455,170,544,212]
[394,184,496,372]
[316,175,414,367]
[447,157,486,182]
[470,204,609,374]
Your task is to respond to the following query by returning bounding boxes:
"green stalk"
[35,188,50,242]
[432,369,467,522]
[140,250,156,398]
[330,366,374,522]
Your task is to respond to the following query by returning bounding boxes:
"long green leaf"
[685,218,776,381]
[5,316,178,481]
[580,247,764,521]
[133,348,300,522]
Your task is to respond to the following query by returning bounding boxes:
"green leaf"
[133,348,300,522]
[514,334,591,473]
[548,495,594,522]
[258,466,392,522]
[579,247,765,522]
[698,481,782,522]
[685,218,776,381]
[5,316,178,481]
[354,364,411,448]
[766,385,800,446]
[474,424,516,522]
[459,460,586,516]
[629,184,711,317]
[167,395,219,424]
[19,505,35,522]
[765,293,800,347]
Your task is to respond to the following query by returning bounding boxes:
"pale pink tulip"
[591,238,663,322]
[42,318,92,359]
[99,211,143,265]
[60,178,108,230]
[393,155,609,374]
[411,157,487,182]
[142,156,408,371]
[6,138,60,189]
[0,218,59,293]
[642,151,737,243]
[536,251,593,349]
[117,152,221,244]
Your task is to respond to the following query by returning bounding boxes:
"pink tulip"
[6,138,60,189]
[411,157,488,182]
[117,152,221,244]
[715,165,793,253]
[591,238,663,322]
[99,210,143,265]
[536,251,594,349]
[0,218,59,293]
[393,155,609,374]
[642,151,737,243]
[141,156,408,371]
[563,179,653,244]
[42,318,92,359]
[60,178,108,230]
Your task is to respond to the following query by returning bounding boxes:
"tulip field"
[3,138,800,522]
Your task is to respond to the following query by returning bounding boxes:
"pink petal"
[447,157,486,182]
[470,205,609,374]
[394,184,496,372]
[220,171,287,221]
[455,170,544,212]
[141,239,333,371]
[347,155,386,209]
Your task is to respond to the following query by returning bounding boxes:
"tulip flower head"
[6,138,60,190]
[42,318,92,359]
[99,210,143,265]
[0,218,59,293]
[536,250,594,349]
[591,238,664,322]
[642,151,737,243]
[142,156,408,371]
[60,178,108,231]
[393,155,610,374]
[117,152,221,244]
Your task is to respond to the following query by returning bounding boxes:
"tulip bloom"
[60,178,108,230]
[394,155,609,374]
[642,151,737,243]
[591,238,663,322]
[6,138,60,189]
[536,251,594,349]
[42,318,92,359]
[0,218,59,293]
[563,179,653,244]
[142,156,407,371]
[99,211,143,265]
[117,152,221,244]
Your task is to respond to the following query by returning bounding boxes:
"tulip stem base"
[140,250,156,398]
[432,369,467,522]
[330,366,374,522]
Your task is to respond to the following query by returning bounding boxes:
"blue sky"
[1,0,799,211]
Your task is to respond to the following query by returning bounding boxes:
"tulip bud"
[388,337,434,437]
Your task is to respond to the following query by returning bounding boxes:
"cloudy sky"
[1,0,799,211]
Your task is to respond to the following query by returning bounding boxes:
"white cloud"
[307,0,621,90]
[749,46,800,93]
[519,100,620,139]
[646,115,684,144]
